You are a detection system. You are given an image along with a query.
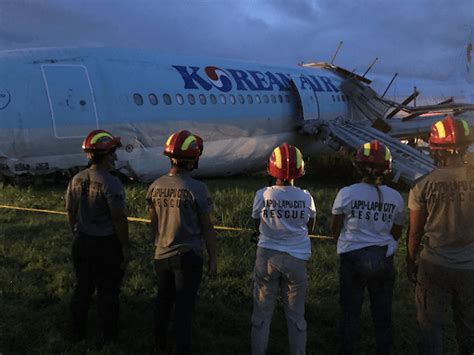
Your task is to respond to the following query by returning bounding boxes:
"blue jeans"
[154,251,203,355]
[339,246,395,355]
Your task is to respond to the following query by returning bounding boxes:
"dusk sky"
[1,0,473,81]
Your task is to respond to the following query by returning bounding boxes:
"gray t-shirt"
[408,165,474,269]
[146,174,213,259]
[66,167,126,236]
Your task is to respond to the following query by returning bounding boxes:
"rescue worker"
[331,140,405,355]
[407,115,473,354]
[66,129,130,344]
[146,130,217,355]
[251,143,316,355]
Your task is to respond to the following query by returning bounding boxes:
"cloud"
[0,0,473,80]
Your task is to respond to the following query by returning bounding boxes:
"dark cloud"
[0,0,472,80]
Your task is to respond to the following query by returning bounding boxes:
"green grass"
[0,172,458,354]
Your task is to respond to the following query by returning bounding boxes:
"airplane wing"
[301,119,435,184]
[300,75,474,185]
[388,113,474,140]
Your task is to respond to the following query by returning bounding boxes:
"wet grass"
[0,164,458,354]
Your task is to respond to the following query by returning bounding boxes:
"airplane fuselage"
[0,47,352,181]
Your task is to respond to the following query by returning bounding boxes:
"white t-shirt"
[332,182,405,256]
[252,185,316,260]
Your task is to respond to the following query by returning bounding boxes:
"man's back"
[146,174,212,259]
[409,165,474,268]
[66,167,125,237]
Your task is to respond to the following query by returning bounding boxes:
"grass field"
[0,167,458,354]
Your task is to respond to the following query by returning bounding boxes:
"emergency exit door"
[289,79,320,120]
[42,64,99,138]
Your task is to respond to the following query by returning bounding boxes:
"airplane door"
[41,65,99,138]
[289,80,320,120]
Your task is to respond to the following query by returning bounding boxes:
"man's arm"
[65,182,77,234]
[253,218,260,233]
[407,209,427,262]
[67,212,77,234]
[251,218,260,244]
[148,206,158,244]
[331,214,344,241]
[307,218,315,234]
[110,207,130,270]
[390,224,403,241]
[199,212,217,277]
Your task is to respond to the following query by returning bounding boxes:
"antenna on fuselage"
[362,57,379,78]
[330,41,343,64]
[382,72,398,98]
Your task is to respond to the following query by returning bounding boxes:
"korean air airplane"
[0,46,472,185]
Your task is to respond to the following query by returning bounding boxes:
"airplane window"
[176,94,184,105]
[255,95,261,104]
[263,95,269,104]
[199,94,207,104]
[278,95,283,103]
[148,93,158,105]
[133,93,143,106]
[229,94,236,104]
[270,95,276,103]
[188,94,196,105]
[238,95,245,104]
[220,94,227,104]
[163,94,172,105]
[210,94,217,104]
[285,95,290,103]
[337,95,341,102]
[247,95,253,104]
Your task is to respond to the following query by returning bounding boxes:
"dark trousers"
[154,251,203,355]
[416,259,474,355]
[70,233,123,342]
[339,246,395,355]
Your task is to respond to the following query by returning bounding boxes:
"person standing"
[407,115,473,354]
[251,143,316,355]
[66,129,130,345]
[146,130,217,355]
[331,140,405,355]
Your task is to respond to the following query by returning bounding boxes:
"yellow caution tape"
[0,204,68,216]
[0,204,333,240]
